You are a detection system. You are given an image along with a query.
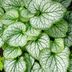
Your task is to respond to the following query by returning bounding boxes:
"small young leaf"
[39,47,70,72]
[28,0,66,29]
[4,46,22,59]
[4,57,26,72]
[20,8,34,22]
[4,9,19,20]
[3,22,27,47]
[26,33,50,59]
[26,25,41,41]
[51,38,64,53]
[45,20,68,37]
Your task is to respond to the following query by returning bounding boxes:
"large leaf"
[31,62,44,72]
[26,33,50,59]
[51,38,64,53]
[39,47,70,72]
[24,53,35,72]
[45,20,68,37]
[2,0,25,11]
[26,25,41,40]
[28,0,66,29]
[4,57,26,72]
[4,46,22,59]
[3,22,27,47]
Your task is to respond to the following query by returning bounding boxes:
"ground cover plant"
[0,0,72,72]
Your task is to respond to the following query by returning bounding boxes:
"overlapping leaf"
[51,38,64,53]
[24,53,35,72]
[28,0,66,29]
[3,22,27,47]
[26,33,50,59]
[20,8,34,22]
[4,57,26,72]
[45,20,68,37]
[39,47,70,72]
[4,46,22,59]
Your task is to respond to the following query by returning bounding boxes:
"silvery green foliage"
[39,47,70,72]
[28,0,66,29]
[4,57,26,72]
[0,0,71,72]
[26,33,50,59]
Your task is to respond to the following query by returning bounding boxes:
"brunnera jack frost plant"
[0,0,72,72]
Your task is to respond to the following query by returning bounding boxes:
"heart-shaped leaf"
[51,38,64,53]
[45,20,68,38]
[39,47,70,72]
[4,57,26,72]
[3,22,27,47]
[26,33,50,59]
[28,0,66,29]
[4,46,22,59]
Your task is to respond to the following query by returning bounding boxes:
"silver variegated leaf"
[26,33,50,59]
[3,22,27,47]
[28,0,66,29]
[39,47,70,72]
[46,20,68,37]
[4,46,22,59]
[4,57,26,72]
